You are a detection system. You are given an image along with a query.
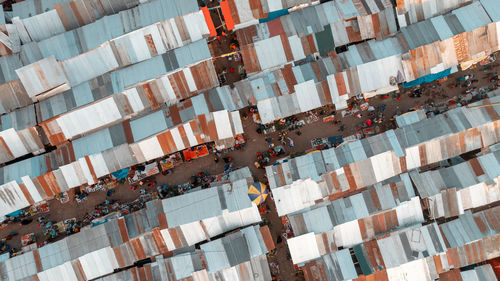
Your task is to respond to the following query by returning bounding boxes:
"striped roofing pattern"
[225,0,313,29]
[234,1,500,122]
[395,0,471,27]
[97,226,273,281]
[0,109,243,219]
[266,93,500,189]
[237,0,396,52]
[0,1,208,116]
[37,57,216,146]
[297,205,500,281]
[3,0,198,55]
[288,176,416,236]
[0,51,216,166]
[2,56,216,146]
[410,149,500,198]
[0,168,260,281]
[269,95,500,216]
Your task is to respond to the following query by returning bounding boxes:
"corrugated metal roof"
[396,0,471,27]
[395,109,427,127]
[481,0,500,22]
[201,225,270,273]
[440,207,500,248]
[461,264,497,281]
[15,56,68,98]
[270,95,500,209]
[0,167,259,280]
[130,110,169,142]
[0,105,36,130]
[72,129,114,159]
[452,2,491,32]
[162,186,222,227]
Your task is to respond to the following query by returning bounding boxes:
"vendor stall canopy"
[248,182,268,205]
[96,225,274,281]
[0,168,265,281]
[0,109,243,220]
[231,0,500,123]
[266,90,500,190]
[0,0,208,115]
[292,205,500,271]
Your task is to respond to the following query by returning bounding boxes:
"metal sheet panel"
[16,56,68,98]
[162,187,222,227]
[255,36,287,71]
[452,2,491,32]
[62,43,119,86]
[22,10,66,42]
[130,110,168,142]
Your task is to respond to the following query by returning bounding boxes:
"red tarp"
[183,145,209,161]
[201,7,217,37]
[220,0,235,30]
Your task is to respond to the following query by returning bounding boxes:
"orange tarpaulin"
[183,145,209,161]
[220,0,235,31]
[201,7,217,37]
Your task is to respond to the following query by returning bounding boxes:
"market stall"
[182,145,209,161]
[311,135,343,150]
[127,162,160,184]
[159,152,183,174]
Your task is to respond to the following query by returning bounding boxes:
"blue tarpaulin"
[112,168,130,179]
[6,210,22,218]
[403,68,451,88]
[328,136,343,145]
[259,9,289,23]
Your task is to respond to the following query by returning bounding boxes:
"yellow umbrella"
[248,182,268,205]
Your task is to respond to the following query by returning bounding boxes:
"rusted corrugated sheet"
[240,44,260,73]
[259,225,275,251]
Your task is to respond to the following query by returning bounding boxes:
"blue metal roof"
[162,187,222,227]
[336,249,358,279]
[240,225,267,258]
[452,2,491,32]
[303,206,333,233]
[170,254,196,279]
[130,110,168,142]
[251,78,275,101]
[173,39,211,68]
[0,154,48,184]
[334,0,358,19]
[295,154,322,181]
[191,94,210,116]
[38,32,81,61]
[12,0,67,18]
[72,129,114,159]
[110,56,167,93]
[201,239,229,272]
[481,0,500,22]
[223,179,252,213]
[430,16,455,40]
[80,15,125,51]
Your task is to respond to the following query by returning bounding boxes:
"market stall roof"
[395,109,427,127]
[481,0,500,22]
[15,56,68,98]
[288,177,415,236]
[395,0,471,27]
[287,232,320,265]
[0,168,261,281]
[96,226,273,281]
[269,96,500,215]
[0,0,209,118]
[294,202,500,280]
